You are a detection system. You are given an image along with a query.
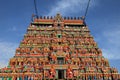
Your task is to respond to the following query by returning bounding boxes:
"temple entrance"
[58,70,64,79]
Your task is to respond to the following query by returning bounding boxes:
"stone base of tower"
[0,73,120,80]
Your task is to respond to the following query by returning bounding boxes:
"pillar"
[22,75,25,80]
[4,77,7,80]
[56,70,58,79]
[8,77,12,80]
[85,74,88,80]
[64,70,66,79]
[24,76,28,80]
[1,77,4,80]
[2,77,4,80]
[17,77,22,80]
[17,77,19,80]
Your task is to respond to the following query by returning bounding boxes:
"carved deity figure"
[65,54,71,64]
[66,66,73,78]
[49,66,56,78]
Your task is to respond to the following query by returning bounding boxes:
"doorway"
[57,57,64,64]
[58,70,64,79]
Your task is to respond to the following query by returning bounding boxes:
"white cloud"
[8,26,17,32]
[47,0,97,16]
[11,26,17,31]
[102,49,120,60]
[104,29,120,45]
[0,41,18,68]
[0,60,8,68]
[101,24,120,60]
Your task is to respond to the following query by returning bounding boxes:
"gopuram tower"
[0,13,120,80]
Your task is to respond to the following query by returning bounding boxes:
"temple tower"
[0,13,120,80]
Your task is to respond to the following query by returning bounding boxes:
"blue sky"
[0,0,120,72]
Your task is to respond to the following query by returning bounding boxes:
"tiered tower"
[0,13,120,80]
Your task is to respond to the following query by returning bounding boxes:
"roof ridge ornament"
[54,13,63,22]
